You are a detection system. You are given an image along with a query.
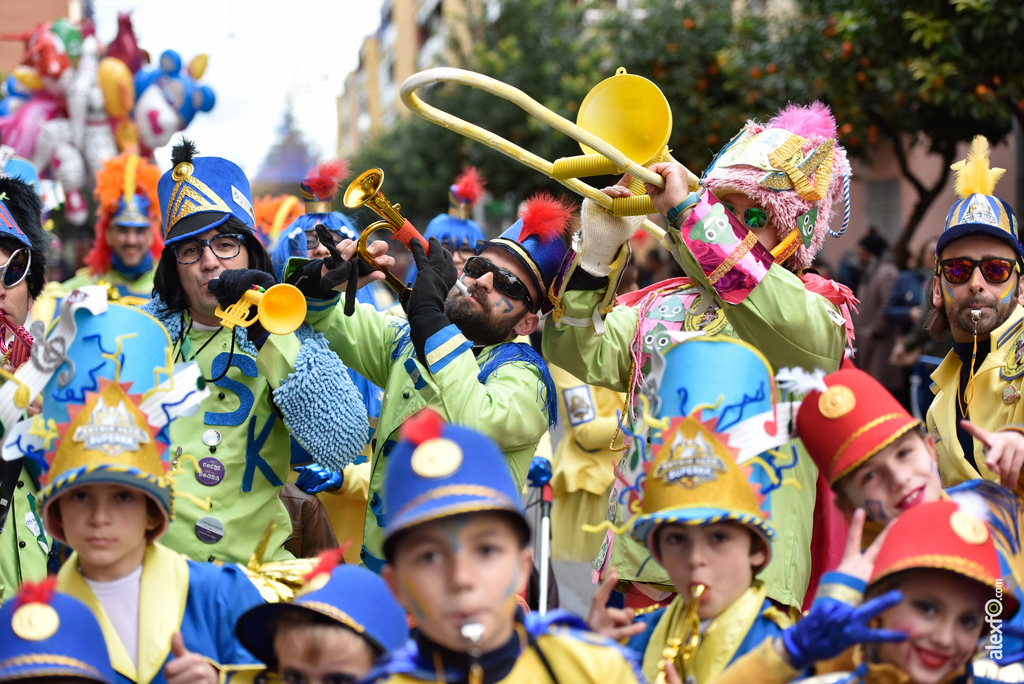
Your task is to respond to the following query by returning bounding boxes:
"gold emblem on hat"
[11,603,60,641]
[171,162,194,182]
[819,385,856,419]
[410,438,462,478]
[950,510,989,545]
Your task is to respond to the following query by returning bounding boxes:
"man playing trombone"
[284,192,571,573]
[544,102,857,617]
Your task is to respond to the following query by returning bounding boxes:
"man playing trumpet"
[285,191,571,573]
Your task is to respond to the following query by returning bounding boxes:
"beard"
[949,287,1017,338]
[445,285,526,346]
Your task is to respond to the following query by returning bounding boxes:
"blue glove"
[293,464,344,494]
[781,590,907,669]
[527,456,552,487]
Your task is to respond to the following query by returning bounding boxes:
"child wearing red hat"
[705,498,1018,683]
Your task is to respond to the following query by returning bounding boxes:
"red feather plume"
[452,167,486,205]
[518,192,576,243]
[16,576,57,608]
[402,408,445,446]
[302,543,350,583]
[304,160,351,202]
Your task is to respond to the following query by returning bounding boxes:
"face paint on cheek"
[400,575,431,621]
[501,564,521,616]
[999,279,1016,304]
[498,297,514,314]
[865,499,889,522]
[941,280,955,306]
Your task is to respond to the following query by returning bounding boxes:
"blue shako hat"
[428,166,486,249]
[479,193,574,310]
[0,580,116,683]
[158,139,256,245]
[937,135,1021,261]
[236,561,409,662]
[382,409,529,560]
[271,161,356,281]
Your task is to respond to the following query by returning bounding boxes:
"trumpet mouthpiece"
[454,279,469,295]
[690,584,706,599]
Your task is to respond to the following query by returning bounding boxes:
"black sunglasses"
[939,257,1017,285]
[0,248,31,290]
[463,256,534,310]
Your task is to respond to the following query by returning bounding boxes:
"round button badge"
[195,457,225,487]
[195,516,225,544]
[202,429,222,447]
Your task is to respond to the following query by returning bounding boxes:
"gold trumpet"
[215,283,307,335]
[400,67,703,243]
[0,308,32,370]
[656,583,705,684]
[343,167,431,302]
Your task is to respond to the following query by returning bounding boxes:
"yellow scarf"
[57,543,190,684]
[642,581,783,683]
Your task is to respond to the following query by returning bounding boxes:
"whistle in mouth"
[971,309,982,323]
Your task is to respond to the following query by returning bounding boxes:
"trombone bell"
[215,284,307,335]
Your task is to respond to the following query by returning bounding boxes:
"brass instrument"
[0,309,32,370]
[400,67,704,243]
[214,284,307,335]
[656,583,705,684]
[343,167,427,301]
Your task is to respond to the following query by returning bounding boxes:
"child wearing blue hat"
[236,558,408,682]
[0,579,116,684]
[363,409,642,684]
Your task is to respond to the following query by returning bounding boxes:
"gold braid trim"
[878,554,994,586]
[0,655,103,678]
[707,231,758,286]
[391,484,516,523]
[829,413,906,476]
[302,602,366,634]
[767,135,835,202]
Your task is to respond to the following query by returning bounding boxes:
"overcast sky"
[91,0,385,176]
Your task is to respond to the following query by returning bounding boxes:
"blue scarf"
[110,251,154,280]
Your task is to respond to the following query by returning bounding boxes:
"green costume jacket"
[0,457,50,602]
[139,297,367,565]
[290,268,555,572]
[543,212,848,609]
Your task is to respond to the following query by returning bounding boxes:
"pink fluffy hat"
[701,101,852,270]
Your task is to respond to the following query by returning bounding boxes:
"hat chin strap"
[771,228,802,266]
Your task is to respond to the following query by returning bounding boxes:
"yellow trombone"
[215,284,307,335]
[400,67,702,243]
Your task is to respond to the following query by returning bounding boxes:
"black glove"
[408,237,458,367]
[317,224,377,316]
[207,268,277,347]
[207,269,276,308]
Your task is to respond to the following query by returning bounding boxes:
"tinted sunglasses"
[722,203,769,230]
[939,257,1017,285]
[463,256,534,310]
[0,248,31,289]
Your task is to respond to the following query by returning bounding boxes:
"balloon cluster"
[0,14,216,224]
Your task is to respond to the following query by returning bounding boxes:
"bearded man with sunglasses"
[544,102,856,615]
[137,141,367,565]
[924,136,1024,495]
[283,193,571,573]
[0,175,52,600]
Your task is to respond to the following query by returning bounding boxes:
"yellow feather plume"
[951,135,1005,200]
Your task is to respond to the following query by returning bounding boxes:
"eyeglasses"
[939,257,1017,285]
[722,203,769,230]
[173,234,245,265]
[0,248,31,289]
[463,256,534,310]
[304,228,321,248]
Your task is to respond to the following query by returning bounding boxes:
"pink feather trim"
[518,192,575,243]
[768,101,836,141]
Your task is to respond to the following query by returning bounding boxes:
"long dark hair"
[152,217,275,312]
